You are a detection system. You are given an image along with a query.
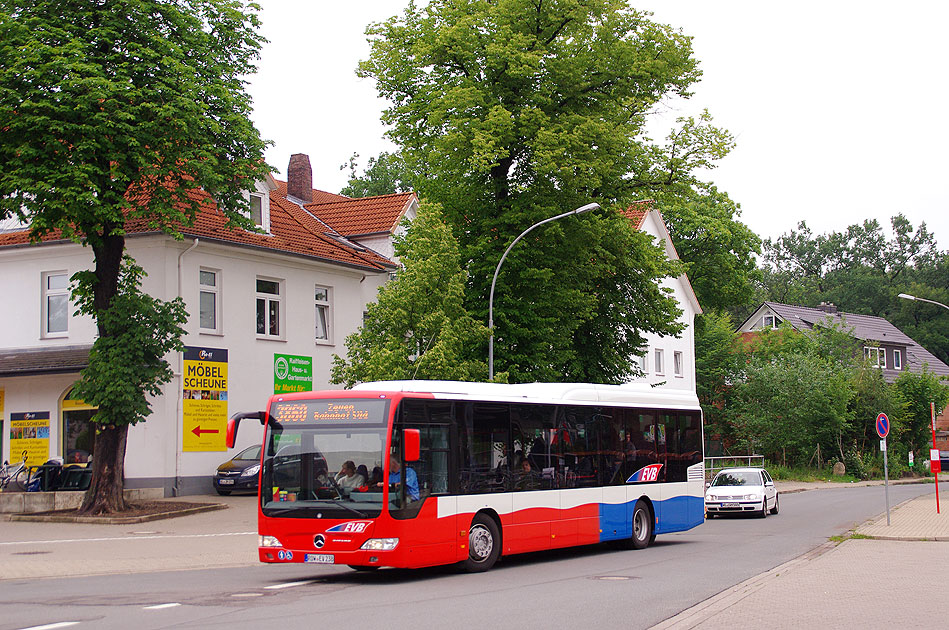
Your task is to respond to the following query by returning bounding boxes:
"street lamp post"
[488,202,599,380]
[897,292,947,514]
[898,293,949,312]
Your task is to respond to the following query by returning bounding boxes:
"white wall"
[624,211,699,393]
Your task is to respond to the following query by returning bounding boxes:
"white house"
[621,202,703,393]
[0,153,417,496]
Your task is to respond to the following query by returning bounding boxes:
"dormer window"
[864,346,884,368]
[762,314,780,329]
[893,349,902,370]
[245,190,270,232]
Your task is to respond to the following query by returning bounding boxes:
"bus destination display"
[271,399,388,425]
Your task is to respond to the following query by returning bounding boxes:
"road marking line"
[18,623,80,630]
[264,580,311,590]
[231,593,264,598]
[0,532,255,547]
[143,603,182,610]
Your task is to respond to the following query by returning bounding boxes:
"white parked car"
[705,467,779,518]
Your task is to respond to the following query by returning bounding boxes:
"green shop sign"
[273,353,313,394]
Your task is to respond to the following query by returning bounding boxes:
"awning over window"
[0,345,92,377]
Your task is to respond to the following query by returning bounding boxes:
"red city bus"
[228,380,704,572]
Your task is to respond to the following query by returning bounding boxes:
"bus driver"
[376,455,419,501]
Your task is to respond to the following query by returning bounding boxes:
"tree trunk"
[79,423,129,514]
[78,228,127,515]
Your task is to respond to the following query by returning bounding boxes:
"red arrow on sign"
[191,425,220,437]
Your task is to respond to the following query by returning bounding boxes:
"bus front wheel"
[621,499,653,550]
[463,514,500,572]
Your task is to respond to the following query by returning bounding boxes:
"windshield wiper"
[309,499,368,518]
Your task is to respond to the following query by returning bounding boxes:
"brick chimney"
[287,153,313,203]
[817,302,838,314]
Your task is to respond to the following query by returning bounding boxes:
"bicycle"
[0,451,30,491]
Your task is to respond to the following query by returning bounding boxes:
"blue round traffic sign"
[876,412,890,439]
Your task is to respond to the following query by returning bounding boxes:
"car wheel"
[770,493,779,515]
[759,497,768,518]
[216,489,232,496]
[462,514,500,572]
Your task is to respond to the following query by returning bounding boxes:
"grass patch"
[766,464,860,483]
[829,531,874,544]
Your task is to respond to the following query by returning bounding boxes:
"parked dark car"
[213,444,261,495]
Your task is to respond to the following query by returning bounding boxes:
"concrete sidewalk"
[0,494,259,580]
[655,487,949,629]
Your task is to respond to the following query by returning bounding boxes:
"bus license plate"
[305,554,334,564]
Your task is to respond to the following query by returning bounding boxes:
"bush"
[843,450,868,480]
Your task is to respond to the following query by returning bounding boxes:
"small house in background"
[738,301,949,452]
[0,153,417,496]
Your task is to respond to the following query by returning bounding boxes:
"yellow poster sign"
[182,346,228,452]
[9,411,50,466]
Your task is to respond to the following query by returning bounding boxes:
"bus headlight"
[259,535,284,548]
[360,538,399,551]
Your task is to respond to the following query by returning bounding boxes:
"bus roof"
[351,380,701,410]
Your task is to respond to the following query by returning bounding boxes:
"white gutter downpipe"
[173,238,199,496]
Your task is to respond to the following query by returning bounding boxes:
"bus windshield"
[260,398,390,519]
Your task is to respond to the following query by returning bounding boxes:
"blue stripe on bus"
[598,495,704,542]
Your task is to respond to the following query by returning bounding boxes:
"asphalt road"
[0,483,930,630]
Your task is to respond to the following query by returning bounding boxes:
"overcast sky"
[247,1,948,248]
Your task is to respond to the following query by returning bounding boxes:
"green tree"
[340,151,417,198]
[359,0,739,383]
[0,0,270,513]
[331,202,489,387]
[731,353,853,467]
[893,368,949,460]
[656,186,761,315]
[693,311,745,453]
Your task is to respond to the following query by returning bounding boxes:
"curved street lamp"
[898,293,949,311]
[488,202,600,380]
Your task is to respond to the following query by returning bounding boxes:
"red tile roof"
[306,192,416,237]
[619,200,653,230]
[272,180,350,205]
[0,183,403,272]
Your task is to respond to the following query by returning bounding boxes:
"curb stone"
[8,502,228,524]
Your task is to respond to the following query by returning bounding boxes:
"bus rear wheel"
[621,499,653,550]
[463,514,500,572]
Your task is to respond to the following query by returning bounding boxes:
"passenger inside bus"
[334,460,366,492]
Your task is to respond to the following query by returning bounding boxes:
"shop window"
[62,389,96,464]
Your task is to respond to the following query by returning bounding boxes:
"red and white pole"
[932,402,940,515]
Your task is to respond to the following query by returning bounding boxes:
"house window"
[250,194,263,225]
[256,278,282,338]
[762,314,779,329]
[43,271,69,336]
[864,346,884,368]
[655,349,665,375]
[245,190,270,231]
[674,351,684,377]
[893,349,902,370]
[314,285,331,343]
[199,269,221,333]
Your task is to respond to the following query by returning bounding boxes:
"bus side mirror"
[404,428,421,462]
[226,411,267,448]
